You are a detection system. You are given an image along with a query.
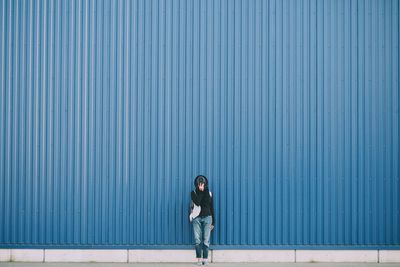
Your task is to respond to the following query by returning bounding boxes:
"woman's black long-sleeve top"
[191,188,215,226]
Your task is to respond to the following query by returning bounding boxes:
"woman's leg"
[192,217,202,259]
[202,216,212,261]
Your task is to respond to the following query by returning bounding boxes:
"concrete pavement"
[0,263,400,267]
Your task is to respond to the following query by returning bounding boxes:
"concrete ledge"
[213,250,295,262]
[1,249,399,263]
[45,249,127,263]
[0,249,11,262]
[296,250,378,263]
[379,250,400,263]
[10,249,44,262]
[128,250,196,263]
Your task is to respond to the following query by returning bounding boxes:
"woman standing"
[190,175,215,265]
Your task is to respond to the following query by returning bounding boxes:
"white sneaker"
[202,260,209,265]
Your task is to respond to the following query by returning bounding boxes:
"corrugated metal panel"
[0,0,399,248]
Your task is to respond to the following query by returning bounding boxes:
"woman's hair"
[194,175,208,189]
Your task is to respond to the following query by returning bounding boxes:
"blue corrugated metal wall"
[0,0,399,249]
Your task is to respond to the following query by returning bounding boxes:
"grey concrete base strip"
[296,250,378,263]
[213,250,295,262]
[0,263,399,267]
[379,250,400,263]
[45,250,127,263]
[10,250,44,262]
[0,249,399,263]
[0,250,10,262]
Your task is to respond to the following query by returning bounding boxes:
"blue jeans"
[192,215,212,259]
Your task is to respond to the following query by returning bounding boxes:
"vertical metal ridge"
[0,0,4,244]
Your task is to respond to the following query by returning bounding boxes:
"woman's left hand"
[210,225,214,231]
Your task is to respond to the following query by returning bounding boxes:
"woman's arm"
[210,194,215,227]
[191,190,204,206]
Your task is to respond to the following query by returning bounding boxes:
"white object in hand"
[189,204,201,222]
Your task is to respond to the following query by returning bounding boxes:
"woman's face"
[198,182,205,191]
